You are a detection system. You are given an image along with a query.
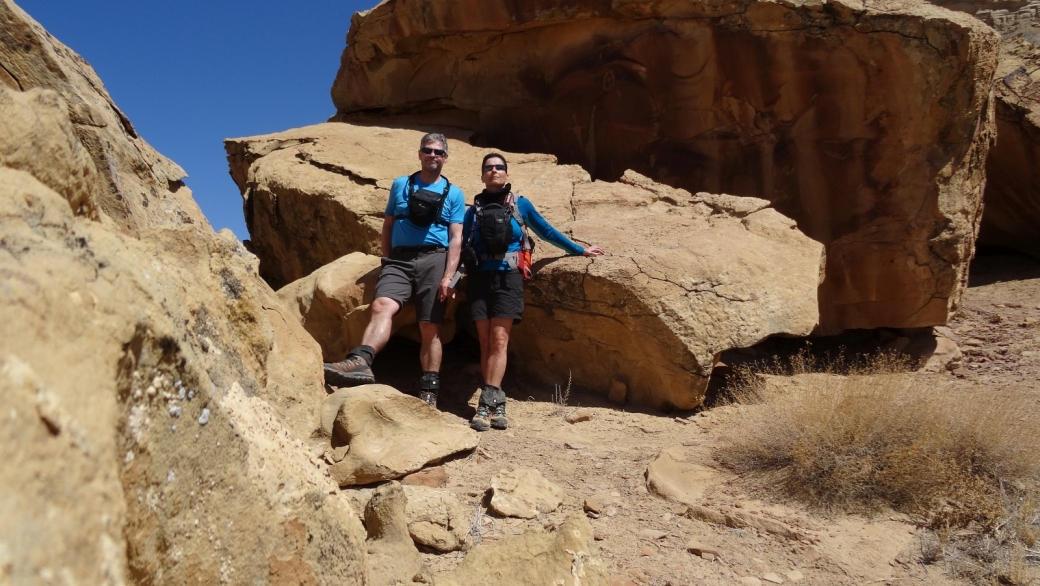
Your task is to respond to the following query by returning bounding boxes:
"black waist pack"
[399,173,451,228]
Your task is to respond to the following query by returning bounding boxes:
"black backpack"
[469,191,533,259]
[478,201,513,255]
[396,172,451,228]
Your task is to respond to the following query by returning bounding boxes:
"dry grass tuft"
[549,370,572,416]
[716,351,1040,582]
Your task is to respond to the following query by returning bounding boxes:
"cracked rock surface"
[1,4,369,583]
[329,0,999,333]
[227,123,823,409]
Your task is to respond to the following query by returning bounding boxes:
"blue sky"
[18,0,374,240]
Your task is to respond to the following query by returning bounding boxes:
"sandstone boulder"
[1,4,367,583]
[330,0,998,333]
[364,482,430,585]
[228,124,823,408]
[402,485,470,552]
[0,152,367,585]
[437,515,609,586]
[327,385,479,486]
[277,251,457,362]
[489,468,565,519]
[344,484,470,552]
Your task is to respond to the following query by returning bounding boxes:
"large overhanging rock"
[226,123,822,409]
[1,4,368,583]
[330,0,999,333]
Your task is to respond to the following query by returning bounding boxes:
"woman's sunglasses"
[420,147,447,156]
[483,164,507,172]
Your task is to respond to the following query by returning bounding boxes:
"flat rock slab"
[646,445,722,504]
[328,385,478,486]
[489,468,565,519]
[437,516,608,586]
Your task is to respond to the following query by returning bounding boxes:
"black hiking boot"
[490,403,508,430]
[323,355,375,387]
[470,404,491,432]
[419,390,438,409]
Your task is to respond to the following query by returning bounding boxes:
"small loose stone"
[198,408,210,426]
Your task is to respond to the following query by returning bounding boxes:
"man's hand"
[438,276,455,302]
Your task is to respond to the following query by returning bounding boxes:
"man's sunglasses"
[420,147,447,156]
[483,164,507,172]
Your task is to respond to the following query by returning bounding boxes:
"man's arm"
[380,215,394,257]
[438,222,463,301]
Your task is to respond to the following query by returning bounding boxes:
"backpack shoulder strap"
[508,193,533,251]
[396,173,420,220]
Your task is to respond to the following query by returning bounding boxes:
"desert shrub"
[717,351,1040,520]
[716,351,1040,582]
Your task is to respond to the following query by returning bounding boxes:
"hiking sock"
[348,345,376,366]
[480,384,506,408]
[420,371,440,393]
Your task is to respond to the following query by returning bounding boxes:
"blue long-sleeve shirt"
[462,193,584,272]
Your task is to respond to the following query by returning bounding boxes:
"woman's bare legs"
[475,317,513,387]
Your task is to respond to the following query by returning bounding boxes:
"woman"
[463,153,605,431]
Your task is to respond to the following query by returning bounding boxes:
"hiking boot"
[419,390,438,409]
[490,403,508,430]
[323,355,375,387]
[470,404,491,432]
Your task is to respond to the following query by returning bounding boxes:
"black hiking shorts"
[374,248,448,323]
[467,270,524,323]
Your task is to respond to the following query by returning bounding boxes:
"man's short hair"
[420,133,448,153]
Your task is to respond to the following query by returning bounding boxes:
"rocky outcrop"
[1,3,368,583]
[0,0,204,235]
[330,0,999,333]
[976,39,1040,258]
[323,385,479,486]
[226,123,823,408]
[277,251,458,361]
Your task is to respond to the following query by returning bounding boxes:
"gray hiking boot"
[490,403,508,430]
[323,355,375,387]
[419,390,438,409]
[470,404,491,432]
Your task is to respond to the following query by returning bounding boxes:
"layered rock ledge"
[226,123,823,408]
[330,0,1000,333]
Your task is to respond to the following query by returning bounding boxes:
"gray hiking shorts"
[374,247,448,324]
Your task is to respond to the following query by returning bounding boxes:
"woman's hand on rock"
[582,246,605,257]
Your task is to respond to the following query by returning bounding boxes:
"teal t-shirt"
[384,174,466,249]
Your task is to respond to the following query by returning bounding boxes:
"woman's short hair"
[482,152,508,172]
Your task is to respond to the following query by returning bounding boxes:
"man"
[323,133,465,408]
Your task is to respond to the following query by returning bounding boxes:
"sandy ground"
[354,252,1040,585]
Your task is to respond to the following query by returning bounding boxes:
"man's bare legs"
[418,321,443,373]
[359,297,401,352]
[475,317,513,387]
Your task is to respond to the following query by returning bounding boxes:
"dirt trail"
[354,252,1040,585]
